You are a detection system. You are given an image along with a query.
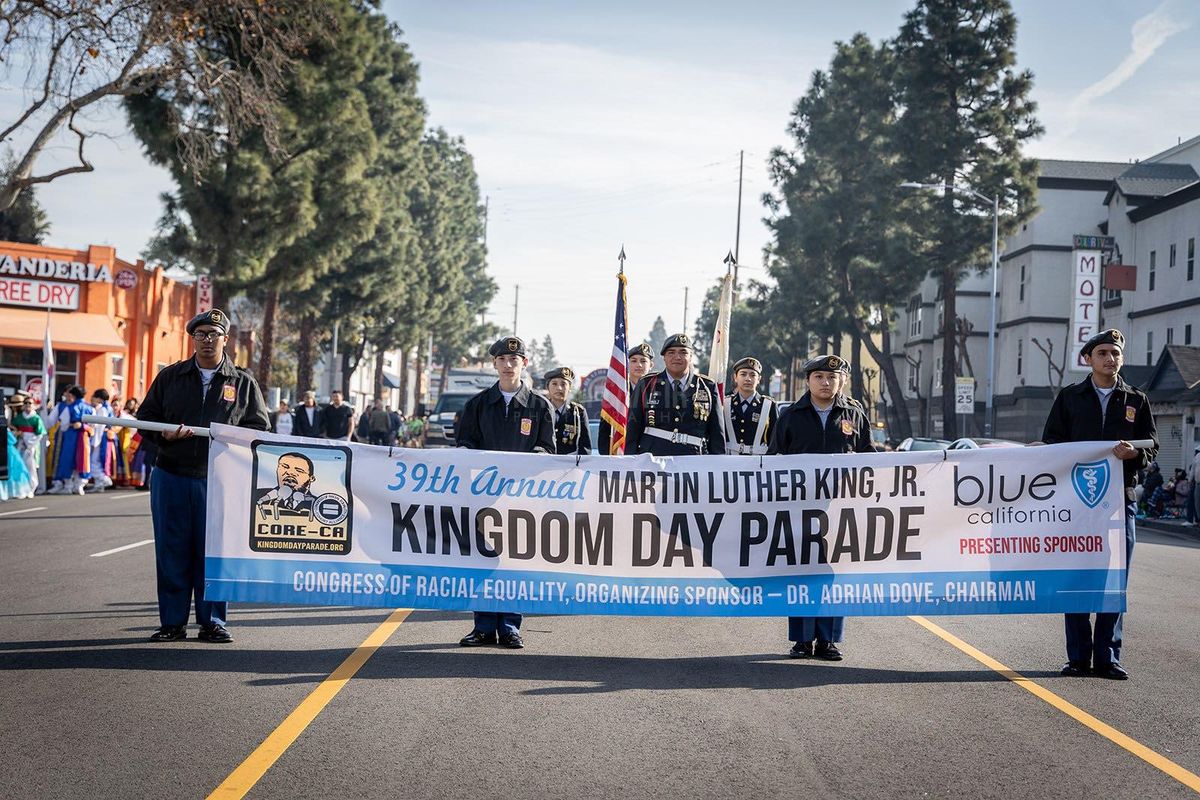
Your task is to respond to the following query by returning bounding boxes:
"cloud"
[1061,0,1191,136]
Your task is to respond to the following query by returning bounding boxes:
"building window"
[908,295,923,338]
[111,356,125,399]
[1186,324,1193,345]
[1149,250,1156,290]
[1189,238,1195,281]
[1169,243,1176,267]
[1146,331,1153,365]
[934,356,943,390]
[1167,328,1174,345]
[936,301,944,333]
[906,361,920,393]
[1019,264,1026,302]
[1017,339,1023,376]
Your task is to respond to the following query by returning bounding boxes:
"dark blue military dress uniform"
[768,355,873,658]
[545,366,592,456]
[136,309,269,641]
[626,335,724,456]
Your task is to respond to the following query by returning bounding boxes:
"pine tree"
[894,0,1041,438]
[0,156,50,243]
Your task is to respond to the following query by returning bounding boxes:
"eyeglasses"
[192,331,224,343]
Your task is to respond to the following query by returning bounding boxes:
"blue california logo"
[1071,460,1110,509]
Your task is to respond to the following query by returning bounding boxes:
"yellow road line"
[208,608,411,799]
[910,615,1200,794]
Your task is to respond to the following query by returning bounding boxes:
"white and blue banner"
[205,424,1129,617]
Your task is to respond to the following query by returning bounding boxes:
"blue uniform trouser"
[472,611,522,636]
[151,467,226,628]
[1064,502,1136,666]
[788,616,845,643]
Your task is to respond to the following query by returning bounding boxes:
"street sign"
[955,377,975,415]
[1072,234,1115,252]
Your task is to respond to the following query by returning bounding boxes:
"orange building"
[0,239,197,407]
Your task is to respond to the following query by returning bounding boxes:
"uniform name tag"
[520,418,532,436]
[840,419,854,436]
[222,384,236,403]
[1125,405,1136,422]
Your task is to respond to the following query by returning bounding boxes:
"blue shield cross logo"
[1071,460,1110,509]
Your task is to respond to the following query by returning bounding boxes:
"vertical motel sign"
[1069,235,1113,372]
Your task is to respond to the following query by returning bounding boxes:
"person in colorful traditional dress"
[86,388,116,492]
[47,385,91,495]
[2,397,37,502]
[11,394,46,492]
[113,397,146,488]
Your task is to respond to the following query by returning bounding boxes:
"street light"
[900,181,1000,437]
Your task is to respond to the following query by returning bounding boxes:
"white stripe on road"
[90,539,154,558]
[107,491,149,500]
[0,506,47,517]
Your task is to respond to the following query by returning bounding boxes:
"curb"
[1137,518,1200,541]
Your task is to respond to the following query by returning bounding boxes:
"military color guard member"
[722,356,777,455]
[768,354,873,660]
[455,335,554,649]
[598,343,655,454]
[544,366,592,455]
[1040,329,1156,680]
[626,334,724,456]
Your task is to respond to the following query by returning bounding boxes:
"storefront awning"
[382,371,401,389]
[0,307,126,352]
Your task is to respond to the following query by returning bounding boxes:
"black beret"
[186,308,229,336]
[803,354,846,375]
[731,356,762,374]
[628,343,655,360]
[1080,329,1125,356]
[489,336,527,358]
[543,366,576,383]
[661,333,692,354]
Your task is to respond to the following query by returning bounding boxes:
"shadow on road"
[0,638,1040,694]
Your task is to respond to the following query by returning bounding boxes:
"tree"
[646,316,668,372]
[765,34,924,437]
[0,156,50,243]
[894,0,1041,437]
[0,0,330,211]
[539,335,558,371]
[691,278,784,388]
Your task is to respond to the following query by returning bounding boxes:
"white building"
[890,134,1200,468]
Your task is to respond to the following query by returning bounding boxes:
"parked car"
[423,392,474,448]
[896,437,951,452]
[946,437,1024,450]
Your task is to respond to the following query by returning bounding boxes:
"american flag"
[600,271,629,455]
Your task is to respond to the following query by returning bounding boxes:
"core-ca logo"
[250,442,353,555]
[1071,460,1110,509]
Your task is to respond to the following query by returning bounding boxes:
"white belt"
[726,442,768,455]
[645,428,705,448]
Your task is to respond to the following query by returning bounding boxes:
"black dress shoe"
[788,642,813,659]
[149,625,186,642]
[1060,661,1090,676]
[460,630,498,647]
[1094,662,1129,680]
[499,632,525,649]
[197,624,233,643]
[814,641,843,661]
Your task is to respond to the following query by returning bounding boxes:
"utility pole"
[682,287,689,332]
[512,284,519,337]
[734,149,744,300]
[483,195,489,248]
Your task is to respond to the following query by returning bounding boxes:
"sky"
[5,0,1199,378]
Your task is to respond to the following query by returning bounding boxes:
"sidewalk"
[1138,515,1200,541]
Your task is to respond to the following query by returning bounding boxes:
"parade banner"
[204,424,1129,617]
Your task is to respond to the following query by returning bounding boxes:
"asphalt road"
[1,491,1197,799]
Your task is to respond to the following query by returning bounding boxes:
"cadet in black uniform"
[455,336,554,649]
[544,366,592,455]
[1041,329,1157,680]
[626,333,724,456]
[768,354,873,660]
[137,308,270,643]
[722,356,777,455]
[598,343,655,455]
